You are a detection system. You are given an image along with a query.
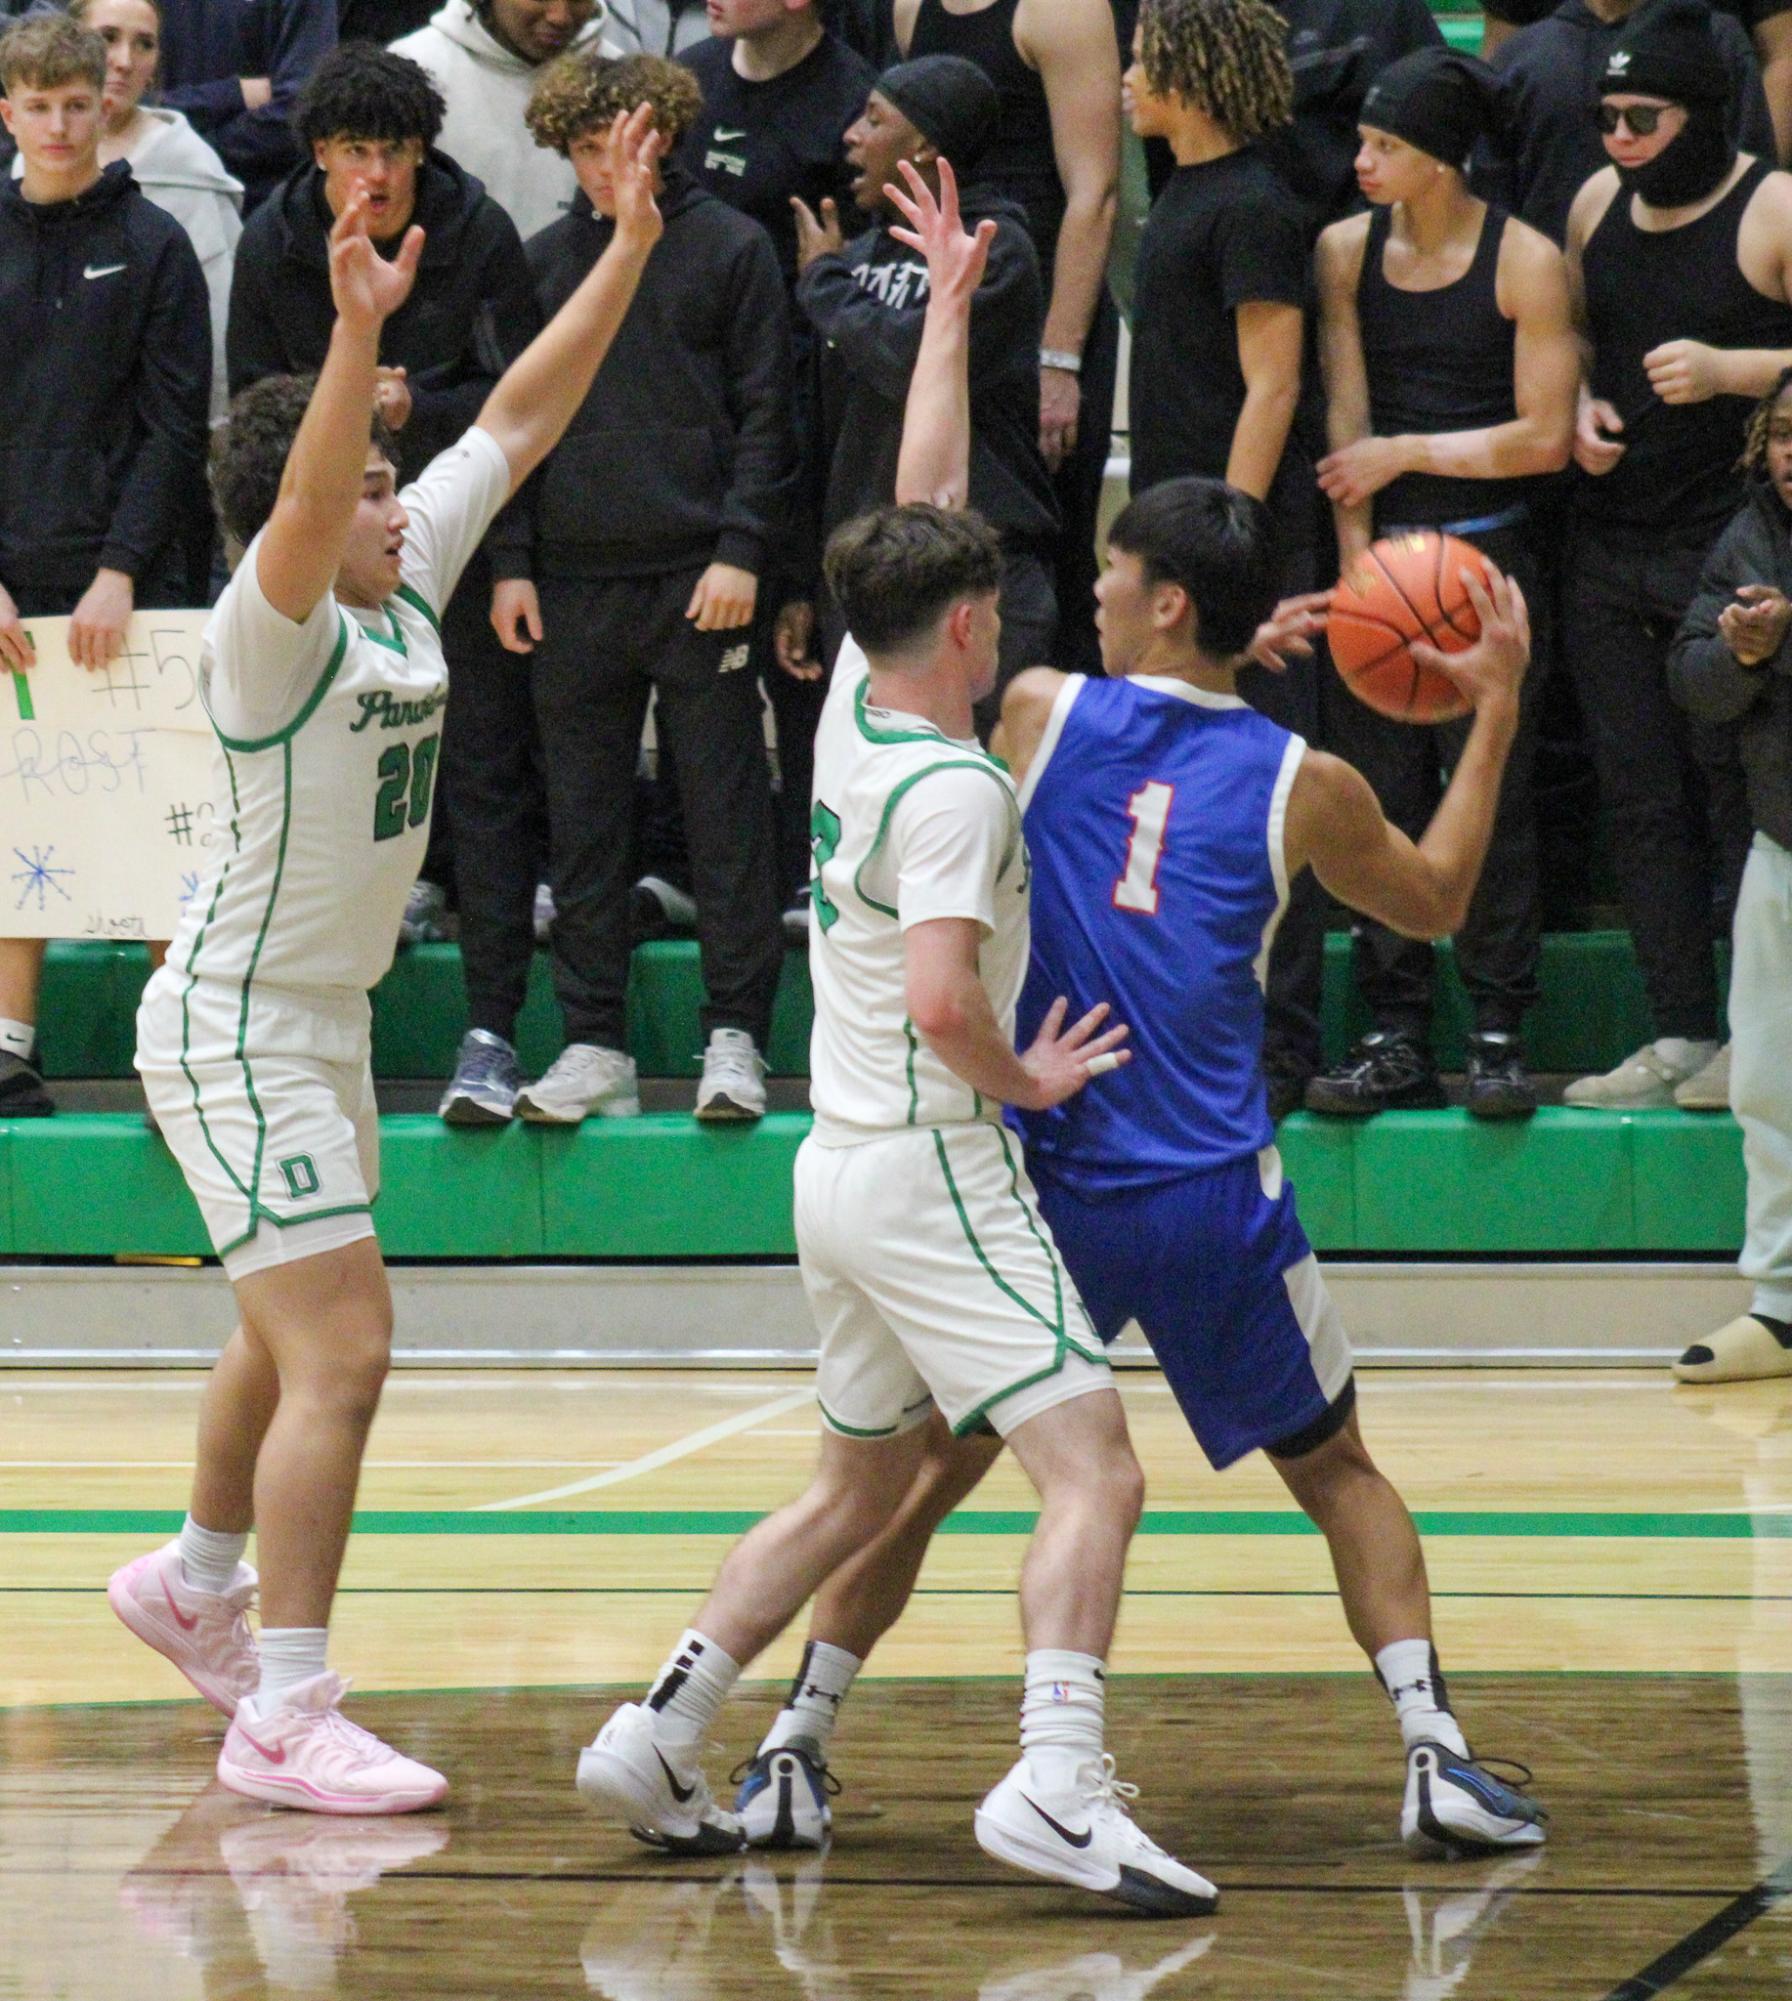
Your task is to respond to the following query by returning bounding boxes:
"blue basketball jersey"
[1011,673,1307,1187]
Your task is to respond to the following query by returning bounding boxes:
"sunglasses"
[1596,102,1673,136]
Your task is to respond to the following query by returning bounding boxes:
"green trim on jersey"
[851,759,1020,920]
[214,1200,376,1256]
[816,1397,902,1439]
[394,582,440,637]
[903,1018,920,1125]
[208,612,352,754]
[179,750,254,1206]
[229,737,298,1236]
[854,677,949,747]
[359,605,410,659]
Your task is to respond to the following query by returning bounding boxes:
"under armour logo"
[803,1683,843,1708]
[719,643,751,673]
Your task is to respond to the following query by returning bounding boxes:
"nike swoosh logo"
[1022,1793,1093,1849]
[654,1747,695,1804]
[235,1725,287,1765]
[712,127,748,142]
[159,1576,199,1632]
[84,262,126,280]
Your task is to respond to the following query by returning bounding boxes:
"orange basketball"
[1328,532,1492,725]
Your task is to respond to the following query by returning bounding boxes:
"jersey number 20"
[373,734,441,843]
[1112,781,1173,916]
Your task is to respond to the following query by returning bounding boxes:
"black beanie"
[1359,48,1501,168]
[874,55,1002,172]
[1600,0,1728,105]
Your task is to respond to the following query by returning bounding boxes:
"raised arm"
[473,106,665,495]
[255,188,423,625]
[890,158,997,510]
[1285,565,1529,937]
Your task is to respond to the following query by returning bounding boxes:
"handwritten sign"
[0,612,218,941]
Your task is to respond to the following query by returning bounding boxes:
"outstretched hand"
[609,102,666,255]
[1017,997,1130,1111]
[329,186,423,335]
[1410,565,1529,716]
[885,157,996,309]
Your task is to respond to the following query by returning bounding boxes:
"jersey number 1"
[1112,781,1173,916]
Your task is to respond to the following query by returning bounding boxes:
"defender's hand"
[1015,997,1131,1111]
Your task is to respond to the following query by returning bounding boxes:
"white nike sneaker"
[733,1738,835,1849]
[576,1702,745,1856]
[695,1028,766,1122]
[108,1540,259,1717]
[1563,1039,1718,1109]
[974,1754,1218,1918]
[1402,1742,1547,1858]
[515,1043,641,1124]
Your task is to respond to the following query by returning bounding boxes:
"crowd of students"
[1,0,1790,1164]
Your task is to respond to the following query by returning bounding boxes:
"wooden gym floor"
[5,1365,1792,1998]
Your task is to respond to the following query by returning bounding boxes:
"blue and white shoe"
[438,1029,522,1126]
[734,1739,835,1850]
[1402,1742,1547,1859]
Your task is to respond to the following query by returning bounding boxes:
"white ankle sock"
[254,1628,329,1709]
[761,1639,861,1756]
[1376,1638,1468,1756]
[0,1016,35,1061]
[644,1628,740,1749]
[1020,1649,1107,1794]
[177,1515,248,1595]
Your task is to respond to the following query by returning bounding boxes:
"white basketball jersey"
[806,636,1030,1145]
[166,428,511,999]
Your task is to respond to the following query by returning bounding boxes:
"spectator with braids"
[1122,0,1325,1120]
[1669,368,1792,1382]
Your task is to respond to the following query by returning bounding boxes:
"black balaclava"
[874,55,1001,175]
[1359,48,1500,171]
[1600,0,1735,209]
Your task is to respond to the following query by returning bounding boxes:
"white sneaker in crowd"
[634,875,698,929]
[1673,1041,1732,1111]
[695,1028,766,1122]
[515,1043,641,1123]
[1563,1039,1719,1109]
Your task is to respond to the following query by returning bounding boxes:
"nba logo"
[1051,1681,1069,1703]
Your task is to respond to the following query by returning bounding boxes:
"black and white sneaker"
[0,1049,53,1117]
[733,1739,836,1850]
[974,1754,1217,1918]
[1402,1742,1547,1859]
[1306,1031,1447,1117]
[576,1702,745,1856]
[1464,1033,1537,1122]
[437,1029,522,1126]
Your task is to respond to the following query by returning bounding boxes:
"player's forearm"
[895,305,973,509]
[912,969,1043,1111]
[477,234,656,494]
[1225,382,1298,504]
[1406,414,1571,483]
[1412,698,1520,933]
[273,318,381,546]
[1041,187,1114,358]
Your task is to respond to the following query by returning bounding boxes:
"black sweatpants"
[1562,524,1749,1041]
[532,567,783,1052]
[1319,521,1543,1041]
[433,553,549,1043]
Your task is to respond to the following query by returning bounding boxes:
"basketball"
[1328,532,1492,724]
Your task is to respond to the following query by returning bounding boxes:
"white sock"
[254,1628,329,1709]
[1020,1649,1107,1794]
[0,1016,35,1060]
[761,1639,861,1756]
[644,1628,740,1750]
[1657,1036,1718,1070]
[176,1515,248,1594]
[1376,1638,1469,1756]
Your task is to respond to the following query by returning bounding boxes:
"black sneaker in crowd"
[1464,1032,1537,1122]
[1305,1031,1446,1117]
[0,1049,53,1117]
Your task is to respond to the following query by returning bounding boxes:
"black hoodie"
[1670,476,1792,852]
[0,162,210,595]
[798,186,1058,557]
[226,150,541,477]
[488,168,793,583]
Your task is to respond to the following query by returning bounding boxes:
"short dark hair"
[823,504,1005,654]
[0,12,105,93]
[1107,478,1282,660]
[294,42,445,151]
[211,375,400,549]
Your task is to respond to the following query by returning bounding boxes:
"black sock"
[1757,1313,1792,1349]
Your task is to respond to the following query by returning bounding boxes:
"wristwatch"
[1039,348,1082,375]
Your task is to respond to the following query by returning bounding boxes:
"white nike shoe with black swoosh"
[974,1754,1218,1918]
[576,1701,745,1856]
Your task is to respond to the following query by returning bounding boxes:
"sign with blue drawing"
[0,612,217,941]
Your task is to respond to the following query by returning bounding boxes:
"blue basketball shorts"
[1030,1145,1356,1470]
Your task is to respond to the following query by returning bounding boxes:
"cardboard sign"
[0,612,219,942]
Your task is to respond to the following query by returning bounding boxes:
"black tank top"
[1357,202,1519,531]
[1580,157,1792,538]
[911,0,1065,271]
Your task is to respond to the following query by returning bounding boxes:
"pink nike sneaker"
[108,1540,259,1717]
[218,1672,448,1816]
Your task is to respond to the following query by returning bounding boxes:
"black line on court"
[5,1586,1782,1603]
[1599,1857,1792,2000]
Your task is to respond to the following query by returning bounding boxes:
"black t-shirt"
[1486,0,1790,25]
[680,32,876,293]
[1128,149,1310,499]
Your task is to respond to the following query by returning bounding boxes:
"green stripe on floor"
[4,1508,1790,1538]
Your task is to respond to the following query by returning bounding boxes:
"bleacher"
[11,928,1745,1263]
